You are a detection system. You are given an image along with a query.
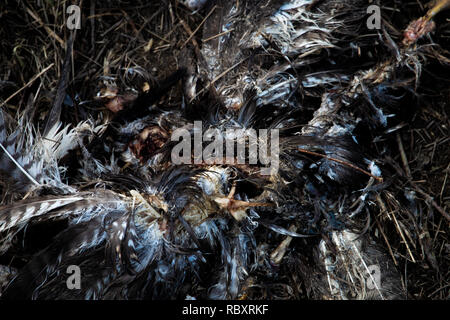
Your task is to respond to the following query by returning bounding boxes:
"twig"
[181,5,217,48]
[374,204,398,266]
[384,198,417,263]
[396,133,412,179]
[412,182,450,222]
[439,163,449,202]
[25,6,64,46]
[385,151,450,221]
[425,0,450,20]
[297,148,384,182]
[202,28,235,42]
[180,19,200,48]
[189,58,247,103]
[0,63,55,108]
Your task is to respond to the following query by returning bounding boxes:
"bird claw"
[213,182,272,221]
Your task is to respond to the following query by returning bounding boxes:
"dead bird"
[1,0,448,300]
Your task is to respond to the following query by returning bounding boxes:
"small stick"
[181,5,217,48]
[396,133,412,179]
[374,210,398,266]
[189,58,247,102]
[147,30,171,43]
[202,28,235,42]
[412,183,450,222]
[390,208,416,262]
[297,148,383,182]
[425,0,450,21]
[180,19,200,48]
[26,6,64,46]
[0,63,54,108]
[382,195,417,262]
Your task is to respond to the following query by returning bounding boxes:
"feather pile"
[0,0,449,300]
